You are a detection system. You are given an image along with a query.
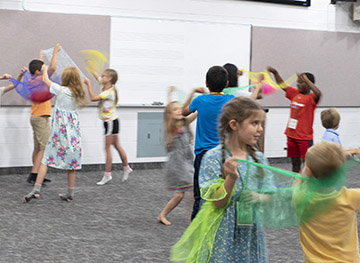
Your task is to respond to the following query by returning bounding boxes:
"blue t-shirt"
[189,94,234,155]
[322,129,341,145]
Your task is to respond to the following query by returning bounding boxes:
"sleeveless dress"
[165,127,194,192]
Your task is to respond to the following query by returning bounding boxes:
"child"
[87,68,132,185]
[321,108,341,145]
[182,65,234,220]
[223,63,264,99]
[267,66,321,173]
[171,97,274,262]
[23,65,87,203]
[293,141,360,262]
[27,44,60,185]
[157,87,200,226]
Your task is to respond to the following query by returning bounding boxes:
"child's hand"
[194,87,206,94]
[267,66,278,75]
[54,43,61,53]
[0,73,12,80]
[257,73,264,82]
[84,78,91,87]
[223,157,240,180]
[20,67,28,75]
[242,191,263,204]
[168,86,175,93]
[237,70,243,77]
[41,64,48,72]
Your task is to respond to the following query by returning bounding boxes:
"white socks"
[96,172,112,185]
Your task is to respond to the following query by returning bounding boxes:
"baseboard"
[0,162,166,176]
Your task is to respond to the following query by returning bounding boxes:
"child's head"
[164,101,188,151]
[321,108,340,130]
[297,72,315,94]
[165,101,183,122]
[223,63,238,88]
[101,69,118,86]
[29,59,44,75]
[305,141,345,180]
[206,66,229,92]
[61,67,87,108]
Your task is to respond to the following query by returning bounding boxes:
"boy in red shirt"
[268,66,321,172]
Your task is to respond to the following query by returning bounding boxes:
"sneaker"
[122,168,133,182]
[96,175,112,185]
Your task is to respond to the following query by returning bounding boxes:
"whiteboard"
[110,17,251,105]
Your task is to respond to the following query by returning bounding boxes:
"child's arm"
[185,111,198,125]
[182,87,206,116]
[90,69,100,82]
[299,73,321,103]
[0,73,12,80]
[85,78,102,101]
[48,43,61,76]
[2,69,26,93]
[267,66,286,91]
[213,157,239,208]
[41,65,53,87]
[250,73,264,100]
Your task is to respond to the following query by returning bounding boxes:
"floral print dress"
[199,145,275,263]
[42,83,82,170]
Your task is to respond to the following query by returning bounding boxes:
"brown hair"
[218,97,264,176]
[103,69,118,106]
[61,67,87,108]
[321,108,340,129]
[164,102,192,151]
[305,141,344,179]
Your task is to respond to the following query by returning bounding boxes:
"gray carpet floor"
[0,162,359,262]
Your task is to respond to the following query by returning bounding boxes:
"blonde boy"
[294,141,360,262]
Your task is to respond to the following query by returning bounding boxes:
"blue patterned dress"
[199,145,275,263]
[42,83,82,170]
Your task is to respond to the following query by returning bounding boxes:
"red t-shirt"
[284,87,318,141]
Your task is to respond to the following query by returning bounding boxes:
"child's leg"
[291,157,302,173]
[23,163,48,203]
[96,136,113,185]
[59,170,75,202]
[158,192,185,226]
[113,135,133,182]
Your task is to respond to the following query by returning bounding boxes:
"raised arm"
[48,43,61,76]
[41,65,52,87]
[300,73,321,103]
[85,78,102,101]
[267,66,286,92]
[182,87,206,116]
[250,73,264,100]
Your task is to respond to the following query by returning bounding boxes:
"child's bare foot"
[157,216,172,226]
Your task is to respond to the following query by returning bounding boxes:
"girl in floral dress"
[23,65,87,203]
[171,97,275,262]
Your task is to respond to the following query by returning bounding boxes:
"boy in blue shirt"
[183,66,234,219]
[321,108,341,145]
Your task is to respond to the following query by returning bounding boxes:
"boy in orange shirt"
[26,44,60,185]
[268,67,321,172]
[293,141,360,263]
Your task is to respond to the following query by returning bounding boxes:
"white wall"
[1,0,360,167]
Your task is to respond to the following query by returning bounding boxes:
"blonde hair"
[164,102,192,151]
[305,141,345,179]
[61,67,87,108]
[103,69,118,106]
[321,108,340,129]
[218,97,264,176]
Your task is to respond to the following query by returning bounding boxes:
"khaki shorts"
[30,116,50,150]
